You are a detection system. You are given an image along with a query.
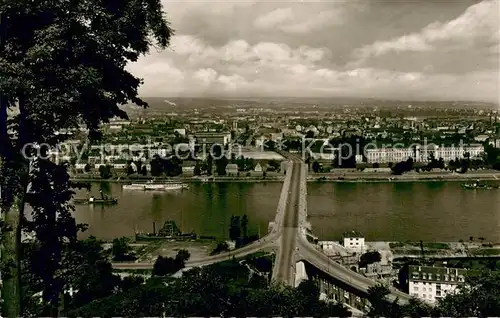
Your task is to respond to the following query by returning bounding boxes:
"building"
[408,265,466,304]
[226,163,239,176]
[182,160,197,175]
[174,128,186,136]
[342,231,365,254]
[195,132,231,146]
[254,162,263,172]
[365,144,484,163]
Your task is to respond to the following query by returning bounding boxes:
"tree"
[438,270,500,317]
[99,165,112,179]
[210,241,230,255]
[140,165,148,176]
[312,161,320,173]
[372,162,380,169]
[152,250,190,277]
[229,216,241,241]
[0,0,172,314]
[111,237,134,261]
[305,130,315,138]
[359,251,382,268]
[84,163,92,173]
[241,214,249,239]
[193,163,202,176]
[150,155,163,177]
[126,163,135,175]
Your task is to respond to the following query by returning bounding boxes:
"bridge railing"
[273,160,293,229]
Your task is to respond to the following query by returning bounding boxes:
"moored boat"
[461,181,493,189]
[74,197,118,205]
[123,181,188,191]
[135,221,196,241]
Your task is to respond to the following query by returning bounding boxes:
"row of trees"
[152,250,190,276]
[229,215,259,248]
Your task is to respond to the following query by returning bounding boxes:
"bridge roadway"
[271,161,301,285]
[113,151,413,304]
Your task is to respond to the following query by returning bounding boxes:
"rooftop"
[409,265,467,284]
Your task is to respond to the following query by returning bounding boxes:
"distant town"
[42,99,500,181]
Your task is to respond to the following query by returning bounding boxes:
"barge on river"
[135,221,196,241]
[123,181,189,191]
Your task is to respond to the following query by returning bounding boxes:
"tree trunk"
[1,198,22,317]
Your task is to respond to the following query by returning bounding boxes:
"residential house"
[474,134,489,142]
[111,159,128,170]
[408,265,466,304]
[342,231,365,255]
[174,128,186,136]
[254,162,263,172]
[182,161,197,175]
[226,163,239,176]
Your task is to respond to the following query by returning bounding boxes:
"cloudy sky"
[127,0,500,102]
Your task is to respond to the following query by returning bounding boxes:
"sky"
[127,0,500,103]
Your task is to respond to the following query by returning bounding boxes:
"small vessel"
[74,197,118,205]
[123,181,188,191]
[462,180,494,190]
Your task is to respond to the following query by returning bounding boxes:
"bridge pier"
[294,261,308,287]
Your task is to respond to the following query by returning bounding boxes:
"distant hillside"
[124,97,498,112]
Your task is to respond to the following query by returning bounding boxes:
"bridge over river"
[113,151,413,308]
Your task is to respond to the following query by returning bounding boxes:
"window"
[423,294,426,299]
[414,286,418,291]
[423,287,426,292]
[458,275,465,282]
[428,274,432,280]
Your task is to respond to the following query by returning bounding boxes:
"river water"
[73,182,500,243]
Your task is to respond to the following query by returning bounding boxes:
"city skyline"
[127,0,500,103]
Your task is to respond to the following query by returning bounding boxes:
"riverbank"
[70,176,285,183]
[367,241,500,259]
[71,171,500,183]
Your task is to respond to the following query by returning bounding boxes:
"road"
[272,161,301,285]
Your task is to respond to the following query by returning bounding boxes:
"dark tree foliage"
[0,0,173,315]
[359,251,382,268]
[68,259,352,317]
[152,250,190,277]
[229,216,241,241]
[312,160,320,173]
[210,241,230,255]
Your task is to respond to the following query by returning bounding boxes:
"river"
[73,182,500,243]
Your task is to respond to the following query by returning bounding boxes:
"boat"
[122,184,146,190]
[74,197,118,205]
[135,221,196,241]
[461,181,494,190]
[123,181,188,191]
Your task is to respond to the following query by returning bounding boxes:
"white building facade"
[408,265,466,304]
[365,144,484,163]
[342,232,365,254]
